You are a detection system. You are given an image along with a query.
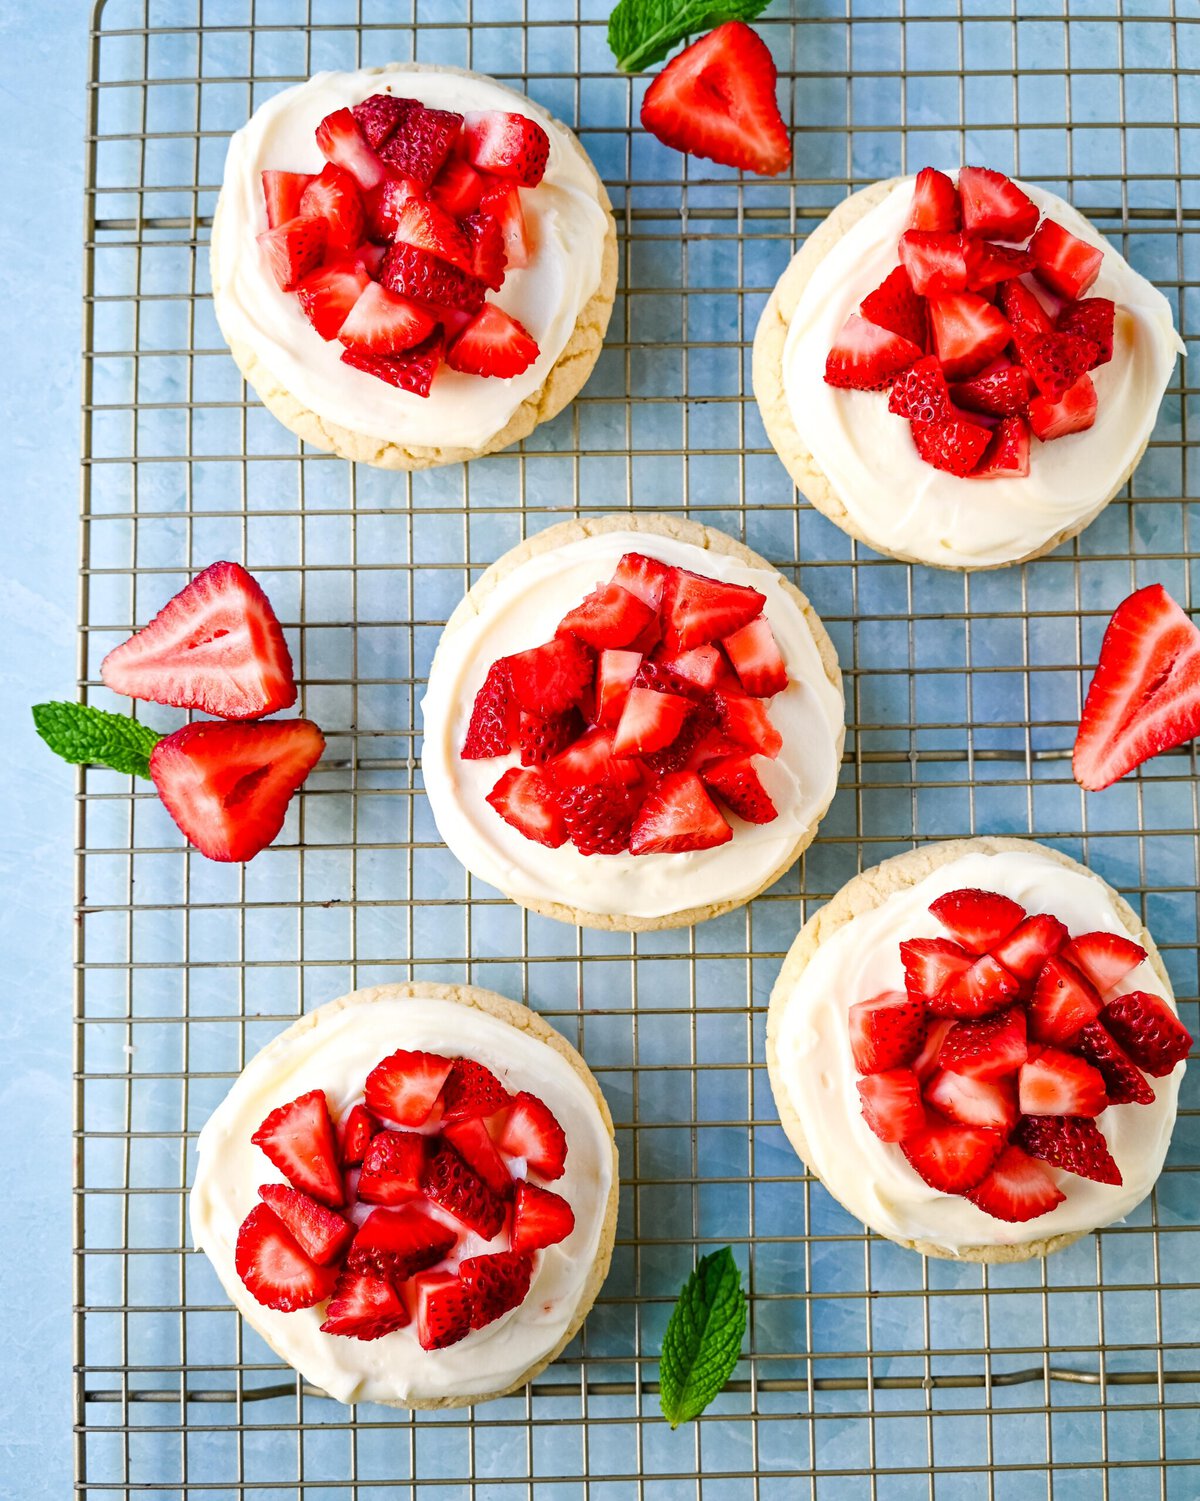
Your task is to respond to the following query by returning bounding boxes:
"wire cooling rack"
[75,0,1199,1495]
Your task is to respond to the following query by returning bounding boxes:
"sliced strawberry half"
[339,1103,376,1167]
[341,329,446,397]
[320,1271,410,1341]
[440,1057,512,1124]
[927,293,1012,380]
[460,1250,534,1329]
[888,356,952,424]
[558,582,655,650]
[612,552,671,610]
[613,685,691,757]
[413,1270,473,1350]
[495,1092,568,1180]
[595,649,642,726]
[423,1143,506,1239]
[929,887,1026,954]
[462,660,518,759]
[480,183,532,270]
[345,1205,457,1282]
[973,415,1031,480]
[859,264,927,349]
[907,167,960,233]
[364,1048,454,1127]
[937,1007,1028,1081]
[381,241,487,313]
[261,170,314,229]
[336,281,437,355]
[957,165,1039,240]
[511,1180,576,1253]
[505,635,593,715]
[256,215,328,292]
[952,363,1033,418]
[315,106,387,191]
[1060,931,1147,994]
[1056,297,1115,366]
[356,1129,427,1206]
[723,616,788,697]
[1075,1022,1155,1106]
[296,258,371,340]
[856,1068,925,1142]
[1101,991,1193,1076]
[700,755,778,824]
[298,162,364,251]
[1013,1114,1121,1185]
[712,691,782,757]
[848,989,927,1074]
[629,770,732,855]
[1028,956,1102,1044]
[659,567,766,653]
[1018,1046,1108,1116]
[257,1183,353,1265]
[900,937,974,1004]
[462,110,551,186]
[1027,372,1097,441]
[1030,219,1104,300]
[900,1121,1003,1194]
[251,1090,342,1205]
[443,1117,513,1198]
[964,1143,1066,1223]
[897,230,969,297]
[378,102,464,188]
[235,1203,337,1312]
[910,413,992,477]
[990,913,1069,984]
[929,953,1022,1019]
[925,1070,1018,1133]
[825,314,922,390]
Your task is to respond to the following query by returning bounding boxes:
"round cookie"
[211,63,618,471]
[422,512,846,931]
[190,981,620,1408]
[766,836,1181,1263]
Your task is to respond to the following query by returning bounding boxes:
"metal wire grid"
[74,0,1199,1495]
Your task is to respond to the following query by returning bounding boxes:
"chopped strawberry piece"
[296,258,371,340]
[257,1183,353,1265]
[856,1068,925,1142]
[356,1130,427,1205]
[723,616,788,697]
[235,1204,337,1312]
[898,230,969,297]
[461,211,507,289]
[1056,297,1115,366]
[629,770,732,855]
[965,1144,1066,1223]
[701,755,778,824]
[340,329,445,397]
[462,110,551,187]
[957,165,1039,240]
[612,551,671,610]
[659,568,766,653]
[634,660,704,701]
[937,1007,1028,1081]
[340,1103,376,1166]
[929,887,1026,954]
[910,413,992,477]
[378,101,464,188]
[848,990,927,1074]
[552,775,642,853]
[447,301,541,378]
[888,356,953,424]
[297,162,364,251]
[351,93,407,149]
[824,314,922,391]
[488,764,569,849]
[511,1180,575,1253]
[335,280,436,355]
[545,725,634,788]
[422,1143,505,1239]
[1022,330,1099,402]
[1027,373,1097,441]
[646,704,729,777]
[381,241,487,312]
[1101,991,1193,1077]
[859,264,927,349]
[432,155,489,217]
[1075,1022,1156,1106]
[930,953,1022,1019]
[462,660,517,758]
[364,1048,454,1127]
[613,685,691,757]
[900,936,974,1003]
[927,292,1012,379]
[1060,931,1147,994]
[1073,583,1200,791]
[495,1091,568,1180]
[516,707,582,768]
[907,167,960,233]
[911,1017,956,1082]
[990,913,1069,983]
[900,1121,1003,1194]
[346,1204,457,1281]
[440,1057,512,1124]
[997,277,1056,341]
[320,1270,410,1341]
[460,1250,534,1329]
[261,170,314,229]
[595,649,642,726]
[390,196,475,273]
[712,691,783,758]
[505,635,593,714]
[973,415,1031,480]
[925,1070,1019,1133]
[443,1117,513,1198]
[413,1270,473,1350]
[558,582,655,650]
[951,362,1033,417]
[639,20,791,177]
[962,238,1035,291]
[251,1089,343,1206]
[655,643,728,693]
[1028,956,1102,1044]
[362,175,420,242]
[479,183,532,269]
[315,106,387,191]
[256,215,328,292]
[1018,1046,1108,1116]
[1030,218,1105,300]
[1013,1114,1121,1185]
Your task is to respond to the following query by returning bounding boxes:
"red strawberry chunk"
[1018,1046,1108,1117]
[1101,991,1193,1077]
[346,1204,457,1281]
[320,1271,410,1341]
[859,264,927,349]
[957,166,1039,240]
[910,413,992,477]
[1075,1022,1156,1106]
[381,241,487,312]
[927,293,1012,380]
[257,215,328,292]
[251,1089,343,1206]
[440,1057,512,1124]
[363,175,419,242]
[629,770,732,855]
[257,1183,353,1265]
[1061,931,1148,994]
[1022,331,1100,402]
[364,1048,454,1127]
[296,259,371,341]
[930,953,1022,1019]
[235,1204,337,1312]
[898,230,969,297]
[701,755,778,825]
[505,635,593,714]
[907,167,961,232]
[990,913,1069,984]
[645,703,727,777]
[900,937,974,1003]
[480,183,532,269]
[911,1017,956,1082]
[558,582,655,650]
[660,568,766,653]
[356,1130,427,1206]
[462,660,517,759]
[825,314,922,391]
[378,101,464,188]
[973,415,1031,480]
[315,106,387,191]
[463,110,551,187]
[486,766,569,849]
[517,708,583,767]
[965,1143,1066,1223]
[351,93,407,149]
[997,278,1056,341]
[1030,218,1105,300]
[712,691,783,757]
[414,1270,473,1350]
[422,1143,506,1240]
[937,1007,1028,1081]
[298,162,364,251]
[261,170,314,229]
[340,1103,376,1166]
[595,649,642,726]
[925,1070,1018,1133]
[951,362,1033,417]
[1056,297,1115,366]
[390,197,476,274]
[900,1122,1003,1194]
[634,659,704,701]
[460,1250,534,1329]
[929,887,1026,954]
[495,1091,568,1180]
[723,615,788,697]
[1013,1114,1121,1185]
[545,726,639,790]
[1028,956,1102,1044]
[613,685,691,757]
[443,1117,513,1198]
[1027,373,1097,441]
[341,329,445,397]
[848,989,928,1074]
[857,1068,925,1142]
[655,643,728,692]
[511,1180,575,1253]
[461,211,507,289]
[963,238,1035,291]
[336,281,437,355]
[612,551,671,610]
[432,156,489,218]
[888,356,952,424]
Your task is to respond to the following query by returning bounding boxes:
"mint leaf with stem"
[608,0,772,74]
[658,1246,748,1427]
[32,701,163,779]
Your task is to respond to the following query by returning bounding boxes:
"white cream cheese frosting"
[210,64,610,451]
[772,850,1184,1252]
[782,176,1184,568]
[420,530,845,921]
[190,993,614,1405]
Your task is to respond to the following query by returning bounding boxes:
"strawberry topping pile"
[460,551,790,856]
[235,1050,574,1349]
[850,886,1192,1222]
[824,166,1117,479]
[257,95,552,391]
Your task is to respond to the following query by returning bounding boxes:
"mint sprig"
[33,701,163,779]
[658,1246,747,1427]
[608,0,772,74]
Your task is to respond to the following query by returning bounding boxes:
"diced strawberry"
[364,1048,454,1127]
[341,329,445,396]
[634,659,704,701]
[659,568,765,653]
[613,686,691,757]
[558,582,655,651]
[930,953,1023,1019]
[997,277,1056,341]
[505,635,593,714]
[346,1204,457,1282]
[1030,219,1104,300]
[1027,373,1097,441]
[712,691,783,758]
[937,1007,1028,1081]
[898,230,969,297]
[389,197,475,273]
[612,551,671,610]
[825,314,922,391]
[1056,297,1115,366]
[888,356,953,424]
[594,649,642,726]
[927,293,1012,379]
[1073,583,1200,792]
[963,238,1035,291]
[235,1204,337,1311]
[461,211,506,289]
[552,774,643,854]
[356,1129,427,1205]
[320,1271,410,1341]
[447,302,540,377]
[856,1068,925,1142]
[545,725,632,788]
[900,1121,1003,1194]
[460,1250,534,1329]
[479,183,532,269]
[1060,931,1148,994]
[351,93,407,149]
[990,913,1069,983]
[462,110,551,187]
[722,616,788,697]
[957,166,1039,240]
[951,362,1033,417]
[1075,1022,1156,1106]
[638,20,791,177]
[250,1089,343,1206]
[646,705,729,777]
[362,175,419,241]
[296,258,371,340]
[907,167,960,233]
[925,1070,1018,1133]
[1101,991,1193,1077]
[315,106,387,191]
[256,215,328,292]
[413,1270,473,1350]
[973,415,1031,479]
[910,413,992,477]
[929,888,1026,954]
[859,264,927,349]
[911,1017,956,1082]
[629,770,732,855]
[900,937,975,1003]
[495,1092,568,1180]
[443,1117,513,1198]
[700,755,778,824]
[1018,1046,1108,1116]
[1022,330,1100,402]
[422,1144,506,1239]
[381,240,487,312]
[848,990,927,1074]
[486,765,568,848]
[965,1143,1066,1223]
[440,1058,512,1124]
[1028,956,1102,1044]
[432,155,489,216]
[516,708,582,767]
[378,101,464,188]
[257,1183,353,1265]
[655,644,728,692]
[339,1103,376,1167]
[1013,1114,1121,1185]
[335,280,436,355]
[511,1180,575,1253]
[261,170,314,230]
[298,162,364,252]
[462,660,517,758]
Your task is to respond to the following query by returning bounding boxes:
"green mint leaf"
[32,701,162,779]
[658,1246,747,1427]
[608,0,772,73]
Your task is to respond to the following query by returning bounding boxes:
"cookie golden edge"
[764,835,1175,1263]
[750,179,1151,573]
[189,980,620,1409]
[211,63,619,473]
[429,511,847,932]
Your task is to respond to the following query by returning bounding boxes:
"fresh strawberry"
[389,197,476,273]
[356,1130,427,1205]
[847,989,927,1074]
[364,1048,454,1127]
[551,775,642,853]
[645,704,727,776]
[505,635,593,714]
[937,1007,1028,1081]
[1073,584,1200,791]
[639,20,790,177]
[297,163,364,251]
[701,755,778,824]
[339,1103,376,1167]
[251,1089,342,1205]
[634,660,704,700]
[261,170,314,229]
[336,281,437,354]
[1028,956,1102,1044]
[957,166,1039,240]
[558,582,655,650]
[511,1180,575,1253]
[1027,372,1097,441]
[900,1121,1003,1194]
[722,616,788,697]
[378,102,464,187]
[925,1070,1018,1133]
[1013,1114,1121,1185]
[443,1117,513,1198]
[659,568,766,653]
[629,770,732,855]
[257,1183,353,1264]
[296,259,371,340]
[927,293,1012,379]
[712,691,783,757]
[965,1143,1066,1223]
[897,230,969,297]
[256,215,328,291]
[341,329,446,397]
[150,719,324,863]
[888,356,952,424]
[351,94,407,149]
[1030,219,1104,300]
[612,552,671,610]
[413,1270,473,1350]
[101,561,296,719]
[381,241,486,312]
[859,264,927,349]
[346,1205,457,1282]
[856,1068,925,1142]
[432,156,489,217]
[910,413,992,477]
[929,953,1022,1019]
[997,277,1056,341]
[907,167,960,233]
[440,1058,512,1124]
[900,937,974,1002]
[1060,931,1147,994]
[320,1271,410,1341]
[462,661,517,758]
[1022,331,1099,402]
[496,1092,568,1179]
[962,238,1035,291]
[929,887,1025,954]
[911,1017,956,1082]
[545,725,636,788]
[1075,1022,1156,1106]
[990,913,1069,983]
[462,110,551,186]
[235,1204,337,1311]
[655,644,728,693]
[595,649,642,725]
[1018,1046,1108,1116]
[951,362,1033,417]
[460,1250,534,1329]
[461,211,507,289]
[1056,297,1115,366]
[611,685,689,758]
[824,314,922,390]
[315,106,387,191]
[1101,991,1193,1077]
[516,709,583,767]
[362,175,419,241]
[423,1143,505,1239]
[479,183,532,269]
[973,415,1031,479]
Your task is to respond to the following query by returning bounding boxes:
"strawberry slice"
[848,990,927,1074]
[545,725,635,787]
[251,1090,342,1205]
[390,197,476,273]
[962,238,1035,291]
[925,1070,1018,1133]
[888,356,953,424]
[900,1121,1003,1194]
[462,110,551,186]
[257,1183,353,1264]
[1028,956,1102,1044]
[479,182,532,269]
[339,1103,376,1167]
[990,913,1069,983]
[1013,1114,1121,1185]
[378,102,464,188]
[298,163,364,251]
[100,561,295,719]
[629,770,732,854]
[235,1204,337,1311]
[381,241,487,312]
[1101,991,1193,1076]
[256,215,328,292]
[722,616,788,697]
[997,278,1056,341]
[859,264,927,349]
[460,211,507,289]
[1072,584,1200,791]
[150,719,324,864]
[1075,1022,1156,1106]
[1056,297,1115,366]
[443,1117,513,1198]
[856,1068,925,1142]
[825,314,922,390]
[440,1057,512,1123]
[511,1180,575,1253]
[965,1144,1066,1223]
[957,166,1039,240]
[660,568,766,653]
[345,1205,456,1281]
[911,1017,956,1082]
[495,1092,568,1180]
[296,258,371,340]
[341,329,445,397]
[364,1048,454,1127]
[1022,331,1099,402]
[929,888,1025,954]
[897,230,969,297]
[351,94,407,149]
[558,582,655,650]
[315,106,387,191]
[1060,931,1147,994]
[907,167,960,233]
[910,413,992,477]
[929,953,1022,1019]
[505,635,593,714]
[634,659,704,701]
[356,1130,427,1206]
[951,362,1033,417]
[612,552,671,610]
[362,175,419,242]
[551,775,642,853]
[413,1270,472,1350]
[900,937,975,1002]
[1030,219,1104,300]
[937,1007,1028,1081]
[432,156,489,217]
[927,293,1012,379]
[638,20,791,177]
[462,661,518,758]
[613,685,691,757]
[1027,373,1097,441]
[423,1143,506,1239]
[261,170,314,229]
[460,1250,534,1329]
[655,644,729,693]
[711,691,782,758]
[320,1271,410,1341]
[336,281,436,354]
[1018,1046,1108,1116]
[516,709,583,767]
[973,415,1031,480]
[701,755,778,824]
[595,649,642,725]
